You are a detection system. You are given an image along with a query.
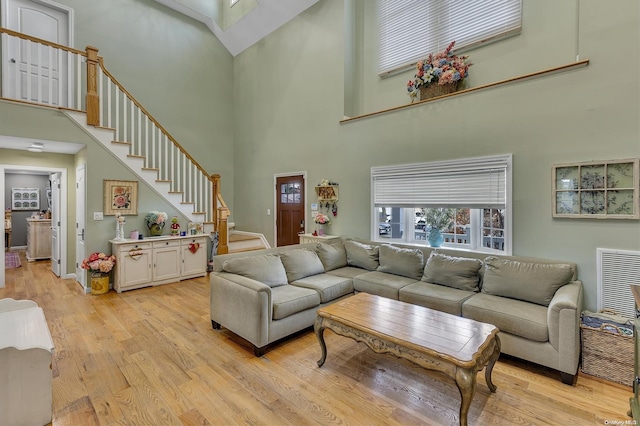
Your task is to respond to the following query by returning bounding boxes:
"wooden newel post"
[85,46,100,126]
[211,174,229,255]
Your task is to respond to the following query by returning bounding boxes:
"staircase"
[1,28,233,253]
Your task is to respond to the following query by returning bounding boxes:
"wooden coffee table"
[314,292,500,426]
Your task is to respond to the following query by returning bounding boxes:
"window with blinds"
[378,0,522,76]
[371,154,512,253]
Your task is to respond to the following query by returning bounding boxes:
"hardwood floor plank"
[0,249,635,425]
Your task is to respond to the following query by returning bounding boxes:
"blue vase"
[427,228,444,247]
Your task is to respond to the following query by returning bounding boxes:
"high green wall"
[232,0,640,311]
[53,0,235,207]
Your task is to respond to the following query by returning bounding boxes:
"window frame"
[378,0,523,77]
[371,154,512,255]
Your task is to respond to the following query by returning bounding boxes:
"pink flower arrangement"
[81,252,116,274]
[406,41,472,100]
[314,214,331,225]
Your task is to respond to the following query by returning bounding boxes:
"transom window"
[378,0,522,76]
[371,155,512,254]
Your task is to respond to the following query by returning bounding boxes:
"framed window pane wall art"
[552,159,639,219]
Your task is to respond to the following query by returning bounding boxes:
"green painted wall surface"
[232,0,640,311]
[50,0,235,209]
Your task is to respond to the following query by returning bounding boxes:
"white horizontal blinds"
[372,155,510,208]
[439,0,522,51]
[378,0,522,75]
[378,1,435,74]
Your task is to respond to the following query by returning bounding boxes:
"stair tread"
[229,234,262,242]
[112,140,131,145]
[229,245,266,254]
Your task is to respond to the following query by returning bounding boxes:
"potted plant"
[406,41,472,102]
[81,252,116,294]
[424,208,454,247]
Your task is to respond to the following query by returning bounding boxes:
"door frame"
[1,0,75,102]
[0,164,68,288]
[273,171,307,247]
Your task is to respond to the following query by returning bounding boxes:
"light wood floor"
[1,249,634,425]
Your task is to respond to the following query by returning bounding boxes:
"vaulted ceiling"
[154,0,321,56]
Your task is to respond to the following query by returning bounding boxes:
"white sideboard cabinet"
[26,218,52,261]
[111,234,208,293]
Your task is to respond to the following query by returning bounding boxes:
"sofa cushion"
[377,244,424,280]
[353,271,417,300]
[462,293,549,342]
[222,254,288,288]
[271,285,321,320]
[399,282,476,316]
[481,257,574,306]
[316,243,348,272]
[326,266,368,279]
[280,248,325,282]
[422,252,482,292]
[345,240,380,271]
[291,274,354,303]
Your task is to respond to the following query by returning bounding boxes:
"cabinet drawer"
[182,236,207,246]
[119,242,152,251]
[152,240,181,249]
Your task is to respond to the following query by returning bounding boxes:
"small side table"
[298,233,341,245]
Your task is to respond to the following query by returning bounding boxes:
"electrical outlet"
[267,209,271,216]
[93,212,104,220]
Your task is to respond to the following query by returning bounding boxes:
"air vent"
[597,248,640,318]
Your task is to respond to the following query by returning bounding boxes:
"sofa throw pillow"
[377,244,424,280]
[481,257,574,306]
[222,254,288,288]
[316,243,348,272]
[280,248,325,282]
[422,252,482,291]
[344,240,380,271]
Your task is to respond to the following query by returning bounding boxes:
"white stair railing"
[0,28,230,253]
[96,62,213,221]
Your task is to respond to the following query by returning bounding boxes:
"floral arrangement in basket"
[145,211,168,235]
[314,213,331,225]
[81,252,116,276]
[406,41,472,102]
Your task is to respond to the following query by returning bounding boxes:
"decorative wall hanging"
[104,180,138,216]
[11,188,39,211]
[315,179,339,217]
[552,159,639,219]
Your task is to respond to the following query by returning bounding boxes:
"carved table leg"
[485,335,501,393]
[314,317,327,367]
[455,367,476,426]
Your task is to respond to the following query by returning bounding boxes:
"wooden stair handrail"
[96,56,211,180]
[0,27,86,56]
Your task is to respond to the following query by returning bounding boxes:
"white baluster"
[106,77,112,128]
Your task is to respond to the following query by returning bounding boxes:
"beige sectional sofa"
[210,238,583,385]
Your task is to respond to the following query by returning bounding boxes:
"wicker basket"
[419,81,459,100]
[580,322,634,386]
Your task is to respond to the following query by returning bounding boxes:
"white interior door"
[50,172,61,276]
[75,164,86,289]
[1,0,72,106]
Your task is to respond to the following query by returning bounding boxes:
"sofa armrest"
[547,280,583,374]
[210,272,272,348]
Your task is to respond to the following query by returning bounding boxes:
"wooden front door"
[276,175,304,246]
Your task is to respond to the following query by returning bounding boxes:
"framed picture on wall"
[12,188,39,211]
[104,180,138,216]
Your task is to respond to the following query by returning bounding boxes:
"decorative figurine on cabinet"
[170,216,180,236]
